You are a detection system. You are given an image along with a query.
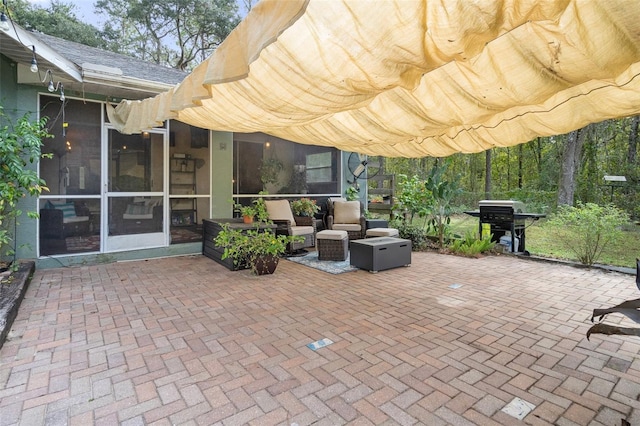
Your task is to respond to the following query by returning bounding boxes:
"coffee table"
[349,237,411,273]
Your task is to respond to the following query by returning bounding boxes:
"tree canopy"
[95,0,241,70]
[7,0,106,48]
[8,0,241,71]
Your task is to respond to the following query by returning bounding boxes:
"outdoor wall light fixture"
[0,0,9,32]
[43,69,55,91]
[43,69,64,100]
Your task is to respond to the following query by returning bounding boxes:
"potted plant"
[234,196,269,224]
[252,195,270,223]
[260,157,283,189]
[235,204,256,224]
[290,198,320,217]
[214,224,302,275]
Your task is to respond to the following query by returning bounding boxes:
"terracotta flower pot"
[243,215,254,224]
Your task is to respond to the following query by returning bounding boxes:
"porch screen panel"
[39,96,102,257]
[40,96,102,196]
[109,132,164,193]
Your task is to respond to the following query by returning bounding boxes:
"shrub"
[0,106,52,267]
[392,220,431,251]
[448,232,495,257]
[546,202,629,266]
[393,174,432,225]
[424,160,462,248]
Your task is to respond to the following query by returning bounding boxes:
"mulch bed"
[0,261,35,350]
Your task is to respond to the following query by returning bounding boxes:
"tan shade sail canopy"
[108,0,640,158]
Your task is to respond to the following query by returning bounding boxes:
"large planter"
[252,254,279,275]
[202,219,276,271]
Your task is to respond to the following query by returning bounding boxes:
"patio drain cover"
[307,338,334,351]
[501,397,536,420]
[449,283,463,289]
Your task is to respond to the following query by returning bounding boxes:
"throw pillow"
[57,202,77,218]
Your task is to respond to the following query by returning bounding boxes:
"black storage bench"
[349,237,411,273]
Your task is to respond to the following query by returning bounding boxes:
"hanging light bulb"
[0,0,9,33]
[0,12,9,32]
[59,83,65,101]
[45,69,55,92]
[30,47,38,72]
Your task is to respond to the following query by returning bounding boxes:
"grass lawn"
[447,214,640,269]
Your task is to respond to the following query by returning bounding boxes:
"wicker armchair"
[264,200,316,252]
[327,199,366,240]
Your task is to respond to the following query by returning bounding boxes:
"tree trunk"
[484,149,492,199]
[506,147,511,191]
[628,116,639,165]
[557,126,588,206]
[518,143,523,189]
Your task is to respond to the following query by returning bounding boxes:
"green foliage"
[391,219,431,251]
[253,193,270,223]
[345,186,359,201]
[392,161,461,248]
[214,224,302,275]
[234,204,256,219]
[234,194,269,223]
[96,0,240,70]
[9,0,106,48]
[448,232,495,257]
[393,174,432,224]
[260,157,283,186]
[546,202,629,266]
[425,160,462,248]
[0,106,52,264]
[290,198,319,217]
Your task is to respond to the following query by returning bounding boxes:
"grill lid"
[478,200,525,213]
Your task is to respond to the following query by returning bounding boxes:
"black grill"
[465,200,545,254]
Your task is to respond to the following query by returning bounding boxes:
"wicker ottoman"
[316,230,349,261]
[365,227,399,238]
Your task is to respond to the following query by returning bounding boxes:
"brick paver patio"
[1,252,639,425]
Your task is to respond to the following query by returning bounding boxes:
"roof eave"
[3,25,82,82]
[81,69,176,94]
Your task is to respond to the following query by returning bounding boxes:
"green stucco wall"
[340,151,366,204]
[211,131,234,218]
